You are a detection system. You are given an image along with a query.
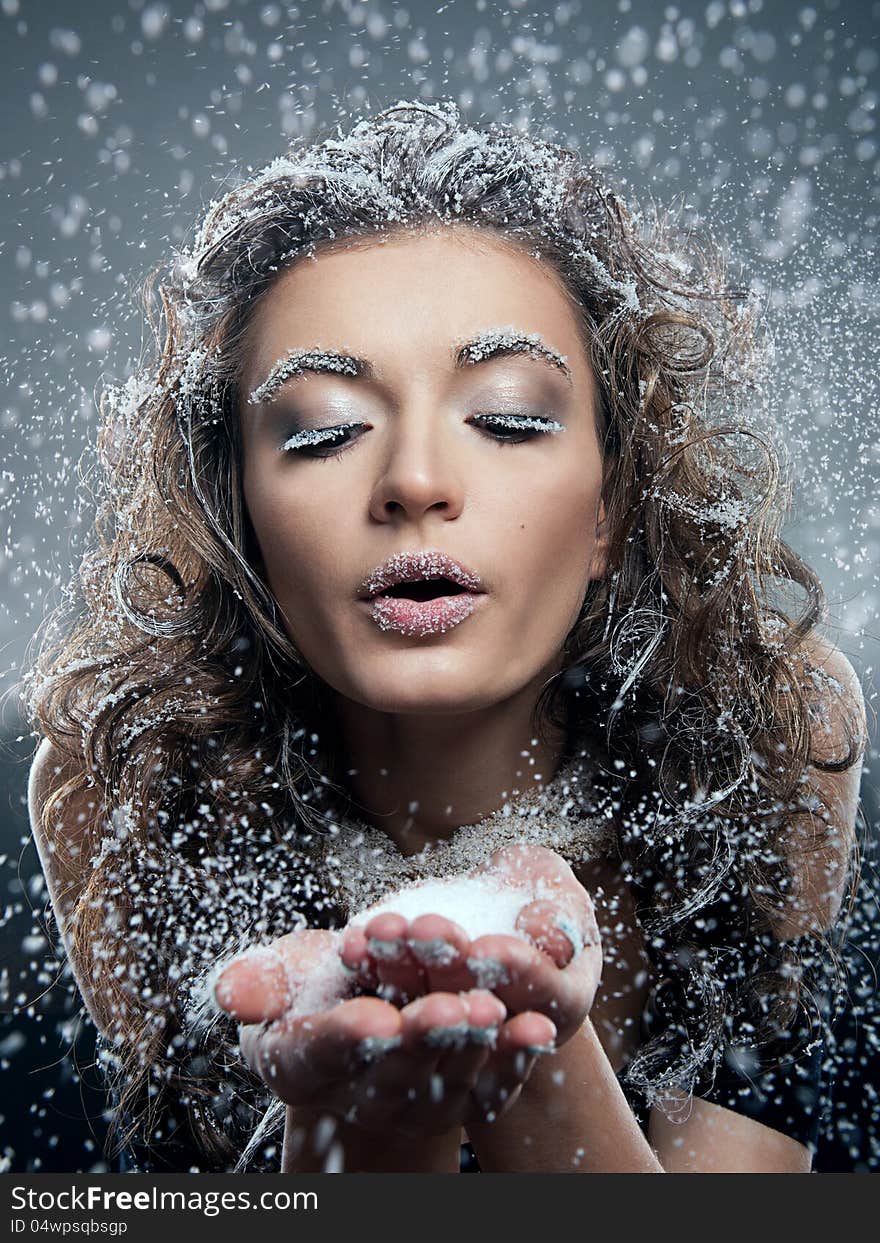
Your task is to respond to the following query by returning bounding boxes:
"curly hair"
[18,99,865,1166]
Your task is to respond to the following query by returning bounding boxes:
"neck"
[328,676,569,856]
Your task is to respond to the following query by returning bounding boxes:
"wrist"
[465,1019,663,1173]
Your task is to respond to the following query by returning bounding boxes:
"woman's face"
[238,226,609,716]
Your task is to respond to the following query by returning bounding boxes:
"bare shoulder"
[774,630,868,940]
[28,737,103,926]
[28,735,83,815]
[791,629,869,760]
[28,737,109,1029]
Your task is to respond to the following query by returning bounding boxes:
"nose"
[368,412,465,525]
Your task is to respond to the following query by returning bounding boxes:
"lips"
[358,550,486,638]
[359,550,484,600]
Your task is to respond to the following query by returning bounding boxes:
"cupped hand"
[472,843,603,1045]
[212,927,549,1136]
[339,845,603,1049]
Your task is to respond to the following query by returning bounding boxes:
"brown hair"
[18,99,865,1163]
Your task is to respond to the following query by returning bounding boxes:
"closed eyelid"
[472,414,566,433]
[278,414,565,459]
[279,421,367,452]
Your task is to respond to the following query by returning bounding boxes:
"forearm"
[466,1018,664,1173]
[282,1106,462,1173]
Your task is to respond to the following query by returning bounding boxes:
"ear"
[588,496,611,582]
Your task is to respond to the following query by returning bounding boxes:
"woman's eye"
[279,421,368,459]
[278,414,565,458]
[469,413,566,444]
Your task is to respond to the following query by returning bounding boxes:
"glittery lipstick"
[358,550,486,638]
[369,591,483,637]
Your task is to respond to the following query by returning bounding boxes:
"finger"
[367,924,430,1009]
[515,900,580,968]
[477,845,600,960]
[497,1008,557,1053]
[471,929,602,1044]
[319,994,505,1137]
[214,946,290,1025]
[345,912,424,1003]
[468,1011,557,1122]
[215,930,347,1026]
[460,989,507,1031]
[362,913,428,1003]
[465,933,586,1021]
[484,845,591,911]
[405,913,472,991]
[398,990,471,1050]
[428,988,506,1102]
[360,911,409,955]
[338,994,473,1135]
[241,995,403,1102]
[479,845,596,929]
[396,988,503,1048]
[396,991,496,1128]
[338,925,380,990]
[397,991,506,1072]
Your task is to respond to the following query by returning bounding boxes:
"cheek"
[244,472,343,599]
[495,471,599,648]
[268,520,337,604]
[246,462,325,564]
[505,467,598,580]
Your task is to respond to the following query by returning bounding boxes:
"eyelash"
[278,414,565,460]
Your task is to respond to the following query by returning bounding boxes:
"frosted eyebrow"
[247,349,371,406]
[247,328,571,407]
[453,328,572,385]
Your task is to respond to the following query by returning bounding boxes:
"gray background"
[0,0,877,1171]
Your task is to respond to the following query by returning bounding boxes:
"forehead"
[242,226,592,391]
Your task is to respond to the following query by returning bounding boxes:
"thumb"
[213,946,291,1025]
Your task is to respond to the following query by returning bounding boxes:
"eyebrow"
[246,328,572,406]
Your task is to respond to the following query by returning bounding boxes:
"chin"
[345,670,508,716]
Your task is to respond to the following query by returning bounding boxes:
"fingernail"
[466,1024,500,1048]
[523,1042,557,1056]
[367,937,404,961]
[552,915,584,957]
[424,1022,470,1050]
[355,1035,402,1062]
[407,937,458,967]
[466,956,510,988]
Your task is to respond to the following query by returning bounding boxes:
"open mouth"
[378,577,467,602]
[364,576,484,638]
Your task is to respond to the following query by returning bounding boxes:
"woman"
[21,100,867,1173]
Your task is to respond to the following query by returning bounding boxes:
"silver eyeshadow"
[278,413,566,454]
[247,327,573,407]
